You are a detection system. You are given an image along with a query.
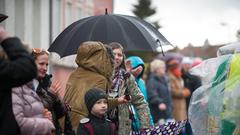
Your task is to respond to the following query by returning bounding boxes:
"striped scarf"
[110,68,125,96]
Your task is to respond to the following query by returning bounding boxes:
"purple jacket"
[12,81,55,135]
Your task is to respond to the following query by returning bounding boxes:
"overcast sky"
[114,0,240,48]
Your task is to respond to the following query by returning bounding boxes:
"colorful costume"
[189,53,240,135]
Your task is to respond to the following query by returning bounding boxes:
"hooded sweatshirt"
[63,41,117,131]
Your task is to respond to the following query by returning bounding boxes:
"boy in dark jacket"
[0,14,37,135]
[77,88,116,135]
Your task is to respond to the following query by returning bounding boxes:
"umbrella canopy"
[48,13,172,58]
[155,52,184,62]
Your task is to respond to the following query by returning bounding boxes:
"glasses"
[32,48,50,55]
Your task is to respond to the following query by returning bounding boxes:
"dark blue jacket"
[181,70,201,110]
[146,73,173,123]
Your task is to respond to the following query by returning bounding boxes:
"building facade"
[0,0,95,49]
[0,0,113,97]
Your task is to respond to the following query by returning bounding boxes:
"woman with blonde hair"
[12,48,66,135]
[12,48,56,135]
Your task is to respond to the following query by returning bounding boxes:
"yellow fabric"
[222,53,240,118]
[221,53,240,134]
[225,53,240,91]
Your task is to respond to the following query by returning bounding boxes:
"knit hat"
[85,88,108,112]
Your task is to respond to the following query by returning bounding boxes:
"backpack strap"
[83,122,94,135]
[109,122,116,135]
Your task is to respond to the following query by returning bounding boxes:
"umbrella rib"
[63,16,96,53]
[115,15,156,51]
[87,17,101,40]
[121,15,172,48]
[110,15,135,49]
[122,15,158,50]
[131,15,172,46]
[49,16,95,57]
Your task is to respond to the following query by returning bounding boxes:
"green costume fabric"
[208,54,240,135]
[221,54,240,135]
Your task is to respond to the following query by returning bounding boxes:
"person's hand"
[43,108,53,121]
[182,88,191,97]
[49,79,61,97]
[64,102,72,112]
[117,95,130,104]
[125,60,132,72]
[0,26,9,43]
[124,94,131,101]
[158,103,166,111]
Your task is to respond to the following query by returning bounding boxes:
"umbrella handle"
[156,39,165,56]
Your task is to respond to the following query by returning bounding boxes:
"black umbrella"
[48,11,172,58]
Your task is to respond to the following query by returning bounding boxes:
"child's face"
[91,98,108,118]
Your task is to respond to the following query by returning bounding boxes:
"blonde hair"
[150,59,165,72]
[31,48,49,60]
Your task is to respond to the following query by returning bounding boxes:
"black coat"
[146,73,173,123]
[0,38,37,135]
[36,74,66,134]
[182,71,202,110]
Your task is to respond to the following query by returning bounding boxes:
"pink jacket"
[12,81,55,135]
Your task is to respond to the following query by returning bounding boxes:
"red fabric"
[171,68,182,78]
[110,122,116,135]
[83,122,116,135]
[167,59,182,78]
[83,123,94,135]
